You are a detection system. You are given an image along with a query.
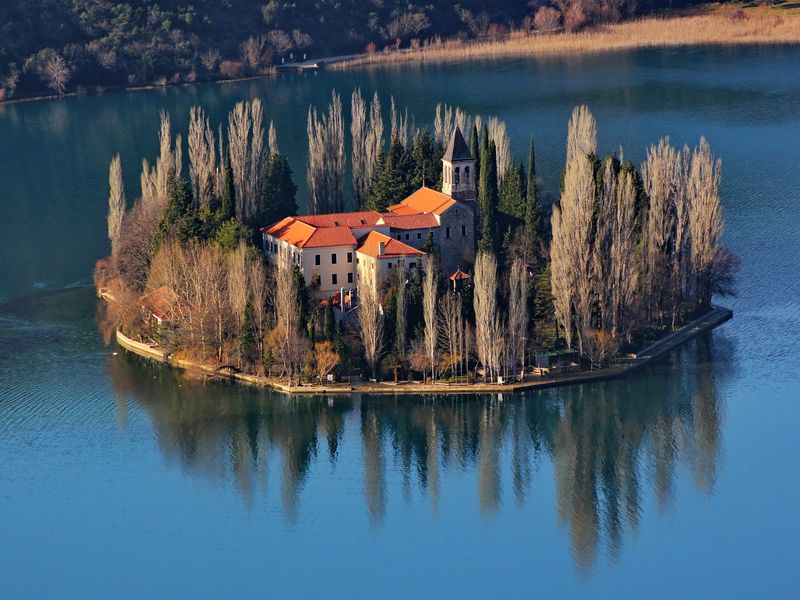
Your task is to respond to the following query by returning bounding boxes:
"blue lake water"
[1,46,799,598]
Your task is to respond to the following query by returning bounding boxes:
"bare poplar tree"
[487,117,512,181]
[687,137,724,309]
[140,111,180,206]
[566,105,597,163]
[188,106,217,209]
[365,92,384,194]
[307,91,345,213]
[507,258,528,376]
[437,291,463,379]
[474,250,501,381]
[275,248,304,383]
[642,137,680,324]
[358,282,384,380]
[107,154,126,255]
[610,169,640,340]
[390,97,409,148]
[422,256,439,381]
[268,119,279,157]
[228,98,264,221]
[228,242,250,333]
[550,203,574,350]
[248,257,269,365]
[592,158,616,332]
[351,88,368,206]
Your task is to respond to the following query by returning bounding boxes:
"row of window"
[394,226,466,243]
[315,272,354,286]
[315,252,353,266]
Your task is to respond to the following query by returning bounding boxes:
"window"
[357,257,360,265]
[446,226,451,239]
[465,166,470,183]
[347,273,353,284]
[388,263,393,270]
[409,262,416,269]
[396,234,401,240]
[347,252,353,263]
[461,225,466,237]
[454,166,460,184]
[360,219,366,224]
[331,253,337,265]
[417,232,422,239]
[332,274,337,285]
[405,234,410,240]
[315,254,321,266]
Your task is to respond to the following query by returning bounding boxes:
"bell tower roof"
[443,126,472,162]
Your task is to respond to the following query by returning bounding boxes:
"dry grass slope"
[330,6,800,70]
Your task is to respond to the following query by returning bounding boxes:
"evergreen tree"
[479,141,499,253]
[239,299,259,370]
[411,128,439,189]
[323,301,335,340]
[219,152,236,224]
[499,162,525,220]
[257,152,298,227]
[471,124,480,189]
[525,137,543,240]
[366,135,416,211]
[158,169,201,244]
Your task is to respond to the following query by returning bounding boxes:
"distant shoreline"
[328,6,800,71]
[113,305,733,396]
[4,5,800,107]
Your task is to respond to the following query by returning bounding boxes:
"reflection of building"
[261,128,476,298]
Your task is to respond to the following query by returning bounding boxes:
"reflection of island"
[107,336,727,569]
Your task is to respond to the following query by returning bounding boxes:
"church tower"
[441,126,476,209]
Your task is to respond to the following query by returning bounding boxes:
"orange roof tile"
[296,211,383,228]
[380,212,439,230]
[357,231,425,259]
[140,286,179,320]
[388,186,455,216]
[263,216,316,247]
[304,226,357,248]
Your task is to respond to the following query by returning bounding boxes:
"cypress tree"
[366,135,416,211]
[239,299,259,370]
[470,124,480,188]
[258,152,298,227]
[499,162,525,220]
[411,128,438,189]
[219,152,235,223]
[479,141,498,253]
[525,137,543,241]
[159,169,201,243]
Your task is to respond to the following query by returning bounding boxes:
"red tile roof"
[449,267,472,281]
[140,286,179,320]
[388,186,455,216]
[380,212,439,230]
[357,231,425,259]
[296,211,383,228]
[304,226,357,248]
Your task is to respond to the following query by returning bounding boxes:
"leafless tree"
[507,258,528,377]
[458,8,492,38]
[140,111,180,206]
[107,154,126,255]
[487,117,512,181]
[434,103,454,146]
[240,35,271,72]
[307,91,345,213]
[474,250,502,381]
[385,11,432,41]
[358,281,384,380]
[422,256,439,381]
[267,29,293,55]
[274,248,305,383]
[200,49,221,72]
[44,52,70,96]
[365,92,384,200]
[114,199,162,291]
[228,98,264,221]
[551,152,595,354]
[535,6,563,32]
[610,169,640,339]
[437,291,464,379]
[687,137,724,309]
[268,119,279,157]
[390,97,409,148]
[566,105,597,163]
[188,106,217,209]
[642,137,680,324]
[351,89,368,206]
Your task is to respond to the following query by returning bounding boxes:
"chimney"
[378,241,385,256]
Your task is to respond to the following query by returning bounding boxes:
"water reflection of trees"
[108,336,725,568]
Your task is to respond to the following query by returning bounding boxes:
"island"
[95,94,736,394]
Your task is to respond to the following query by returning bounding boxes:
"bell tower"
[441,126,476,209]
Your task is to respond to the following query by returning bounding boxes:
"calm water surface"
[1,46,799,598]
